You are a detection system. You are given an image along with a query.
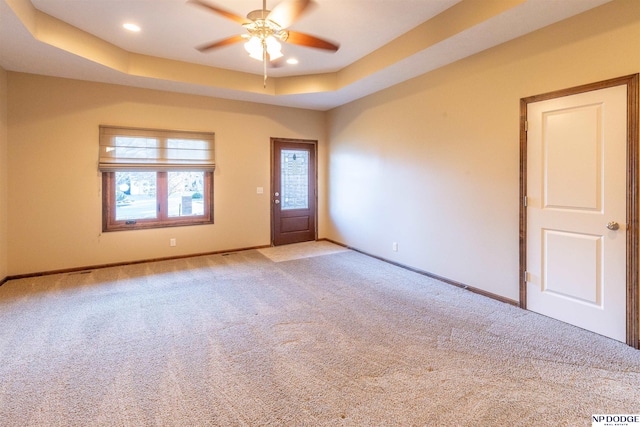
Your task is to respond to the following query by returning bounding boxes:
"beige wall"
[0,67,7,280]
[326,0,640,301]
[7,74,326,275]
[4,0,639,299]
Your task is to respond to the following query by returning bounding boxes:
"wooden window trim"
[102,171,214,232]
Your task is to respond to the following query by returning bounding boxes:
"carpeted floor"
[0,244,639,426]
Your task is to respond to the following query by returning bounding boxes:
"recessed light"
[123,23,141,32]
[286,58,299,65]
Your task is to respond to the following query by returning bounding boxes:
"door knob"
[606,221,620,231]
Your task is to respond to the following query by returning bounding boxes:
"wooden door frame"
[270,137,318,246]
[519,74,639,348]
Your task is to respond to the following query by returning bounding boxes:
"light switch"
[257,187,264,194]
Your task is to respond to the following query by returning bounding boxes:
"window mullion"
[158,171,168,221]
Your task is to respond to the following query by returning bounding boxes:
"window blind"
[99,126,215,171]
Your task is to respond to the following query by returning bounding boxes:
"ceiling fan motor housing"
[245,10,288,41]
[247,9,271,21]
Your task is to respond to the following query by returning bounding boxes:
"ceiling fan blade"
[286,31,339,51]
[267,0,313,29]
[187,0,251,25]
[196,35,246,52]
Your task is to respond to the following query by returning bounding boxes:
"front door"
[271,139,317,246]
[523,81,632,342]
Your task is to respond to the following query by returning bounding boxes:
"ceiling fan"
[188,0,340,86]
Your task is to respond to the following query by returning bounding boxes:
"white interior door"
[526,84,627,342]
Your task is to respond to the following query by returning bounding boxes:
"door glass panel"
[115,171,157,220]
[168,171,205,217]
[281,149,309,210]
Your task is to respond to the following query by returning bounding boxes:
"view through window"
[115,171,205,220]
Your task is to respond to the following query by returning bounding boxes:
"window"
[100,126,214,232]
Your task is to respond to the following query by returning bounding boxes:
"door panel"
[543,230,601,305]
[280,216,310,233]
[544,105,601,210]
[272,139,316,246]
[526,85,627,342]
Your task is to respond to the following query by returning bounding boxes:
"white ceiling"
[30,0,461,77]
[0,0,612,110]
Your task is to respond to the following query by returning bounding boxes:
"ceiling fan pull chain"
[263,41,268,88]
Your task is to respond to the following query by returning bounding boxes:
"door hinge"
[523,196,528,207]
[523,271,529,282]
[524,121,528,132]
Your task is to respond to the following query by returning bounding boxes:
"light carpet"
[0,247,639,426]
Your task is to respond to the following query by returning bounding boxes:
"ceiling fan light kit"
[189,0,339,88]
[242,16,285,62]
[244,35,283,61]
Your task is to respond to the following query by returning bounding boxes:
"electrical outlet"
[392,242,398,252]
[170,238,176,247]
